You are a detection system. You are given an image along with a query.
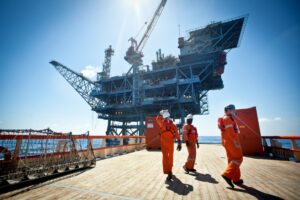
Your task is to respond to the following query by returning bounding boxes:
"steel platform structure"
[50,16,247,136]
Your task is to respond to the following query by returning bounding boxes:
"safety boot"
[221,175,234,188]
[166,172,173,181]
[183,166,189,173]
[233,179,244,186]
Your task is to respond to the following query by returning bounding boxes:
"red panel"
[145,116,161,149]
[235,107,264,155]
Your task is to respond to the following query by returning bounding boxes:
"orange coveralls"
[219,115,243,182]
[183,124,198,170]
[156,115,180,174]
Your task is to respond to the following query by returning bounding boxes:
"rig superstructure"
[50,0,247,136]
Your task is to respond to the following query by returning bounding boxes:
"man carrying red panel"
[218,104,244,188]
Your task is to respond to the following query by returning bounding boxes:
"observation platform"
[1,144,299,200]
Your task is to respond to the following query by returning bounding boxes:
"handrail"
[261,136,300,140]
[89,135,145,139]
[14,143,143,160]
[0,134,146,160]
[0,132,146,185]
[0,135,145,140]
[261,135,300,161]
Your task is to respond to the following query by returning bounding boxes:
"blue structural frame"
[50,16,247,136]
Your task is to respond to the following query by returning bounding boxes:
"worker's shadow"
[189,172,219,184]
[165,175,193,195]
[230,184,283,200]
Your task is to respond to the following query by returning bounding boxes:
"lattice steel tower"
[97,45,114,81]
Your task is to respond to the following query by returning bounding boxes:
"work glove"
[196,141,199,149]
[177,141,182,151]
[185,141,189,147]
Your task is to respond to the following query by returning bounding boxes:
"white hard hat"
[159,110,164,116]
[186,114,193,120]
[162,110,170,119]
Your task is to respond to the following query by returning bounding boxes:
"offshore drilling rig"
[50,0,247,136]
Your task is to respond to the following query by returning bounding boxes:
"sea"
[199,136,297,149]
[199,136,221,144]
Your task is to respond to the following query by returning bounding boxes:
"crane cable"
[234,114,262,138]
[134,21,148,40]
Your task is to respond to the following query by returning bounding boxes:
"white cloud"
[52,123,59,127]
[259,117,282,123]
[80,65,100,79]
[259,118,271,122]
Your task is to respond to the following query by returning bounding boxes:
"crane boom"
[124,0,167,66]
[49,60,99,109]
[137,0,167,52]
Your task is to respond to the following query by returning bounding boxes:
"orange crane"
[124,0,167,67]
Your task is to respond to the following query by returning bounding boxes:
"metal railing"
[88,135,146,159]
[261,136,300,162]
[0,129,146,186]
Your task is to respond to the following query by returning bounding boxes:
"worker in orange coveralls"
[182,114,199,173]
[218,104,244,188]
[156,110,182,181]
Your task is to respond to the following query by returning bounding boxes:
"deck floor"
[1,144,300,200]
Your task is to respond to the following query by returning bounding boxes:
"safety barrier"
[0,129,146,186]
[261,136,300,162]
[89,135,146,159]
[0,129,96,186]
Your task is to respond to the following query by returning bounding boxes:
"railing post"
[261,137,268,154]
[270,139,282,148]
[291,139,299,149]
[120,137,125,154]
[291,139,300,162]
[262,137,268,147]
[103,138,108,158]
[13,138,22,160]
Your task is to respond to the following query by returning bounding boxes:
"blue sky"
[0,0,299,136]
